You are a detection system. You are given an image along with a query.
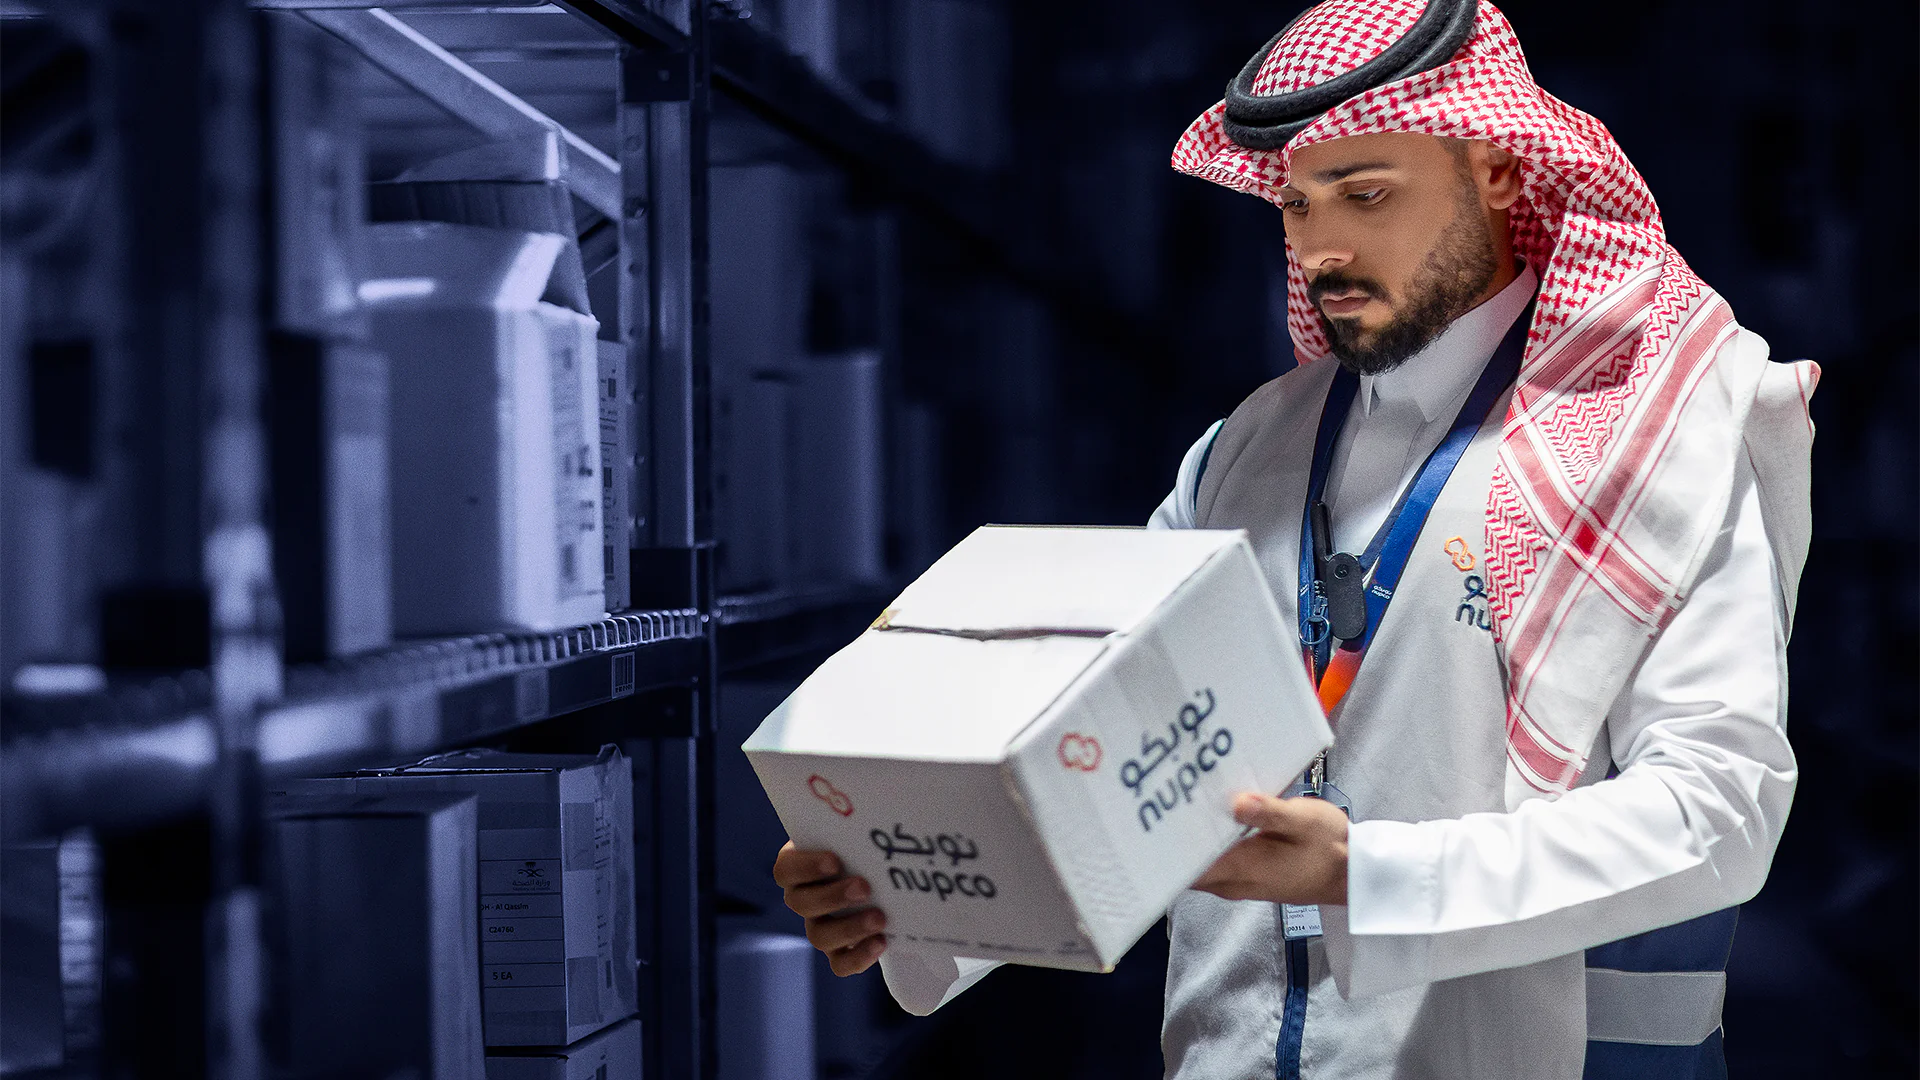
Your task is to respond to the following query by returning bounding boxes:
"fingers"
[827,933,888,977]
[1231,792,1300,833]
[772,842,842,890]
[784,874,872,920]
[806,906,888,955]
[773,840,889,976]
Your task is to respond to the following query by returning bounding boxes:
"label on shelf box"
[481,858,561,894]
[485,963,566,988]
[546,317,601,608]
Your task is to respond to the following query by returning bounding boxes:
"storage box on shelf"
[364,220,606,636]
[282,747,638,1048]
[266,791,485,1080]
[266,333,395,663]
[484,1016,641,1080]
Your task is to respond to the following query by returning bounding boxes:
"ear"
[1471,141,1523,211]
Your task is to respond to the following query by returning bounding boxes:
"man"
[774,1,1818,1076]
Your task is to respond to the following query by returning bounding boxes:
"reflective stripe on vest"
[1583,906,1738,1079]
[1585,968,1726,1045]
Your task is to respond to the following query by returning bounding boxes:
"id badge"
[1279,777,1352,941]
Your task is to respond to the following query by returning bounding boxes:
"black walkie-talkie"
[1311,500,1369,643]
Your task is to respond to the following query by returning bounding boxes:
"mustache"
[1307,272,1387,304]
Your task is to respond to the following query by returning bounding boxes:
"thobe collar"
[1357,263,1539,421]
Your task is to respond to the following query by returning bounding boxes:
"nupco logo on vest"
[1444,536,1493,634]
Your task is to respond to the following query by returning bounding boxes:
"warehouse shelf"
[0,609,705,843]
[716,585,889,673]
[563,0,1170,351]
[559,1,1004,228]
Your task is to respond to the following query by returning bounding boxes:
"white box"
[744,526,1331,971]
[484,1017,640,1080]
[267,791,484,1080]
[287,748,638,1048]
[364,221,605,635]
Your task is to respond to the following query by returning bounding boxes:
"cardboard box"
[266,332,393,661]
[364,221,606,635]
[267,791,484,1080]
[744,526,1331,971]
[483,1017,641,1080]
[289,748,638,1047]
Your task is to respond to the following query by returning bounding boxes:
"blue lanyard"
[1296,305,1532,680]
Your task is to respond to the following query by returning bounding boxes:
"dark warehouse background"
[0,1,1914,1078]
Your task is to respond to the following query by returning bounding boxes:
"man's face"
[1278,133,1503,375]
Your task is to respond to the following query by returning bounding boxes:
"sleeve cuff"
[1346,817,1443,935]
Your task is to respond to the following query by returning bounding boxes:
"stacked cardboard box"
[484,1017,641,1080]
[289,748,638,1048]
[266,332,392,661]
[267,791,485,1080]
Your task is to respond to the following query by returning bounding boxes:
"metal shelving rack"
[1,0,1069,1076]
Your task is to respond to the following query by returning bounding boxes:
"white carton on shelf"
[364,221,605,636]
[285,747,638,1049]
[743,526,1331,972]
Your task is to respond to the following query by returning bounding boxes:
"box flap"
[268,791,476,819]
[874,526,1247,637]
[361,221,584,315]
[744,631,1111,760]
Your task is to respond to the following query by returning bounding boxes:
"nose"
[1286,214,1355,275]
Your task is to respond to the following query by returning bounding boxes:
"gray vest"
[1161,359,1596,1080]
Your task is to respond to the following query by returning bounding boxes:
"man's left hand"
[1191,793,1350,906]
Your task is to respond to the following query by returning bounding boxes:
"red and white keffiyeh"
[1172,0,1819,800]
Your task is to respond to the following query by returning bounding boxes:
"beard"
[1310,183,1500,377]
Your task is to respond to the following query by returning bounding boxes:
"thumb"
[1230,792,1301,835]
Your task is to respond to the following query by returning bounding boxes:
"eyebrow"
[1309,162,1398,183]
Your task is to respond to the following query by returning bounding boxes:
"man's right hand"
[773,841,888,976]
